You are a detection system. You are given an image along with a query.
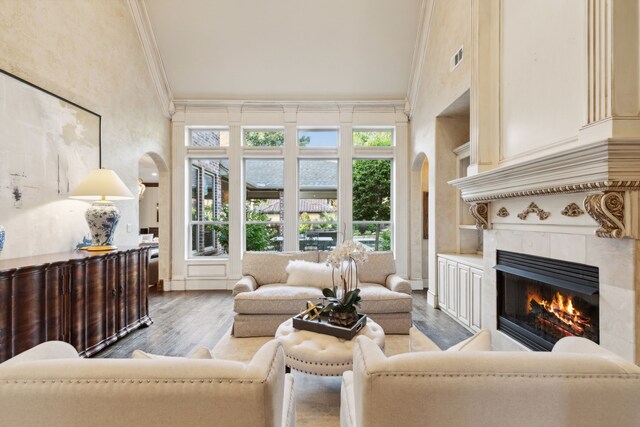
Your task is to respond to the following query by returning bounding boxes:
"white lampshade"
[69,168,134,200]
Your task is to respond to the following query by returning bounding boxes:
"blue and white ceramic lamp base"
[0,225,5,255]
[83,200,121,251]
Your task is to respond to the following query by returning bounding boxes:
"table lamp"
[69,168,134,251]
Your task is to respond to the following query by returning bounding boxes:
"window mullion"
[283,123,298,251]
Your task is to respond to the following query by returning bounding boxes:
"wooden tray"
[292,313,367,340]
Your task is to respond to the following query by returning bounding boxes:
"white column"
[394,110,409,279]
[468,0,500,176]
[227,106,242,277]
[339,106,354,242]
[580,0,640,143]
[283,107,299,251]
[169,107,186,290]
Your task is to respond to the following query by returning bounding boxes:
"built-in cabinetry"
[0,247,152,362]
[454,142,483,253]
[437,253,483,332]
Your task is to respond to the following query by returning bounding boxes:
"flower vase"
[328,310,358,327]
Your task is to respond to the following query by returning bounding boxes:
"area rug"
[212,328,409,427]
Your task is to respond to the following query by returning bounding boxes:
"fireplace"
[496,250,599,351]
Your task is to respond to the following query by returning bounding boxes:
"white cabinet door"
[437,257,447,310]
[470,267,483,332]
[446,260,458,317]
[457,264,471,327]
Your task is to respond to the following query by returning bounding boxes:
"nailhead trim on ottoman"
[275,318,385,376]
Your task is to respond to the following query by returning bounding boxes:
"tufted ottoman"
[275,317,385,376]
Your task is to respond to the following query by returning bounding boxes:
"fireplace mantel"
[449,139,640,203]
[449,139,640,239]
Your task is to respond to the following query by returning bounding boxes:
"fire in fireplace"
[496,251,599,351]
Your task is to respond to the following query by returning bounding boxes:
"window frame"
[187,157,230,259]
[187,127,230,148]
[351,156,394,252]
[243,157,286,252]
[352,127,395,148]
[242,126,286,148]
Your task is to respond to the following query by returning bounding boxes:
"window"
[352,159,392,251]
[189,128,229,147]
[353,129,393,147]
[189,159,229,257]
[298,159,338,251]
[243,128,284,147]
[245,159,284,251]
[298,129,338,147]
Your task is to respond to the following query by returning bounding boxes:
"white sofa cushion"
[357,283,413,314]
[285,260,334,288]
[234,284,324,314]
[357,251,396,285]
[234,283,411,315]
[243,251,319,286]
[132,347,213,359]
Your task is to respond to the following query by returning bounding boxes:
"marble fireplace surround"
[450,140,640,363]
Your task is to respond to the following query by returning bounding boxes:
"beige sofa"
[341,334,640,427]
[232,251,412,337]
[0,340,295,427]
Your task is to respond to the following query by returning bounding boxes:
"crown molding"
[406,0,434,119]
[174,99,407,113]
[449,139,640,202]
[128,0,174,117]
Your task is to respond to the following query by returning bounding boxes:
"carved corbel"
[583,192,625,238]
[468,202,490,230]
[517,202,550,220]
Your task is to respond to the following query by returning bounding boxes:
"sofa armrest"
[385,274,412,295]
[0,341,79,367]
[283,373,296,427]
[233,275,258,296]
[340,371,356,427]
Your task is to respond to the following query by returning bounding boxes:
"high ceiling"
[143,0,422,101]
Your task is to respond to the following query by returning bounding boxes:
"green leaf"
[322,288,336,298]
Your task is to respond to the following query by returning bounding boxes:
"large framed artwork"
[0,69,101,257]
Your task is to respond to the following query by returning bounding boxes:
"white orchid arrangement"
[322,240,369,314]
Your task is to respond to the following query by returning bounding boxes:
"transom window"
[298,129,339,147]
[353,129,393,147]
[243,128,285,147]
[189,128,229,147]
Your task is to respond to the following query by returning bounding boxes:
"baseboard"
[410,279,424,290]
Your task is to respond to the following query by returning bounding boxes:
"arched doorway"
[410,152,429,289]
[138,152,169,291]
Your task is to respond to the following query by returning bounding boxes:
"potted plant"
[322,240,369,327]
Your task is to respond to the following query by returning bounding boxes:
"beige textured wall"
[0,0,169,258]
[410,0,471,293]
[500,0,585,163]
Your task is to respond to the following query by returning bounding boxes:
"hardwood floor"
[95,289,471,358]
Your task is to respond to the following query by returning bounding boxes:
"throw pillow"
[446,329,492,352]
[285,260,334,288]
[132,347,213,359]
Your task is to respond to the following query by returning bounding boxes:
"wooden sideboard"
[0,247,152,362]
